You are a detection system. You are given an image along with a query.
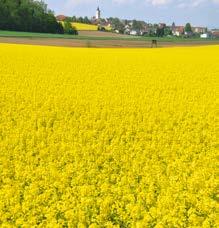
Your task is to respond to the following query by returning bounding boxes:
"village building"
[192,27,207,34]
[172,26,184,36]
[130,30,138,36]
[91,7,102,24]
[96,7,101,20]
[158,23,166,28]
[200,33,210,38]
[56,15,67,21]
[211,29,219,38]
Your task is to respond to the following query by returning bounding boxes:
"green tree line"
[0,0,64,34]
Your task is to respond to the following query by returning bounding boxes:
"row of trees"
[0,0,77,34]
[72,16,91,24]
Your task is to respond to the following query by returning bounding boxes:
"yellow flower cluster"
[0,44,218,227]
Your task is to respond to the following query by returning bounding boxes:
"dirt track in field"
[0,37,219,48]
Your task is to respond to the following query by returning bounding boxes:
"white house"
[193,27,207,34]
[200,33,210,38]
[130,30,138,36]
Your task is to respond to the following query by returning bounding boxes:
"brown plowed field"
[0,37,219,48]
[78,31,131,38]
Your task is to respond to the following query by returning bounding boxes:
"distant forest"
[0,0,64,34]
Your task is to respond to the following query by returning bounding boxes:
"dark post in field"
[151,39,158,48]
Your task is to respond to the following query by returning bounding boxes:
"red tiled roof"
[56,15,67,21]
[173,26,184,33]
[212,31,219,37]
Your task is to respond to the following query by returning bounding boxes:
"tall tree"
[72,16,77,22]
[132,20,143,31]
[84,16,91,24]
[0,0,64,34]
[185,23,192,33]
[110,18,125,33]
[63,21,78,35]
[156,27,164,37]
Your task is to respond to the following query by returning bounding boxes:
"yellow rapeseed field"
[71,22,111,31]
[0,43,218,227]
[72,23,98,31]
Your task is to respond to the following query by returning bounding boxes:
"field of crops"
[0,43,218,227]
[71,23,111,31]
[72,22,98,31]
[59,22,99,31]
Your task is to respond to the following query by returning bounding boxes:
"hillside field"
[72,23,111,31]
[72,22,98,31]
[0,44,218,227]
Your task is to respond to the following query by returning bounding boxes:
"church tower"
[96,7,101,20]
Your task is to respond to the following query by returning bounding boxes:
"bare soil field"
[78,30,131,38]
[0,37,219,48]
